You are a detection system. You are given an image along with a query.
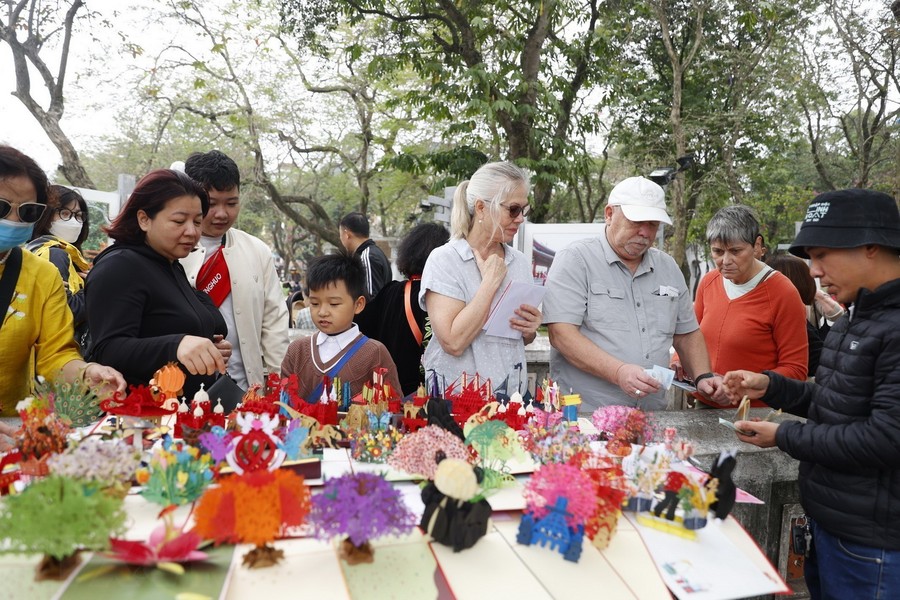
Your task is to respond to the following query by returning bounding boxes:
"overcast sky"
[0,0,155,182]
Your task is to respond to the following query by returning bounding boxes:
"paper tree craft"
[0,476,126,580]
[310,472,417,565]
[194,406,311,568]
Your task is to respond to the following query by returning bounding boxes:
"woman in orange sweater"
[690,205,808,407]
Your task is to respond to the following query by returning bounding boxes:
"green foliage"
[280,0,617,221]
[0,477,126,560]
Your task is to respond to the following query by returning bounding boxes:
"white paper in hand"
[483,280,546,339]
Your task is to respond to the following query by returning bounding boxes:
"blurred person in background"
[27,184,92,350]
[339,212,392,299]
[356,222,450,395]
[766,253,823,378]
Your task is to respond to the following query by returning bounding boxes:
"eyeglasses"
[57,207,85,223]
[499,203,531,219]
[0,198,47,223]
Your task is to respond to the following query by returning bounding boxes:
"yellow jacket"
[0,250,81,416]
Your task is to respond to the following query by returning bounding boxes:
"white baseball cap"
[608,176,672,225]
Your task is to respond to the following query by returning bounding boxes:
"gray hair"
[450,161,530,240]
[706,205,760,245]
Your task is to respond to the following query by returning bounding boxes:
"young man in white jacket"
[180,150,289,390]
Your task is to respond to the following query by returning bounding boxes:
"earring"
[478,219,483,223]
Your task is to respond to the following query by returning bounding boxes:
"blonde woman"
[419,162,541,392]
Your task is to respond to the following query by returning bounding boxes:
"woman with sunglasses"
[26,185,92,350]
[85,169,231,400]
[419,161,542,394]
[0,145,125,418]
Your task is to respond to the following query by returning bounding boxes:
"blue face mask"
[0,219,35,252]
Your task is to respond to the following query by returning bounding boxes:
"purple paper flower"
[310,473,416,547]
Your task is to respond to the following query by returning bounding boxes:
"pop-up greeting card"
[420,458,492,552]
[464,420,523,493]
[194,406,311,568]
[136,436,214,507]
[388,425,470,480]
[310,472,417,565]
[0,476,127,580]
[14,395,70,477]
[104,505,207,573]
[48,436,140,499]
[517,464,596,563]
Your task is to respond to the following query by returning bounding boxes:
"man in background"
[339,212,392,298]
[181,150,289,390]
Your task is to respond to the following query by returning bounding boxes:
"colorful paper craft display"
[194,400,311,568]
[310,472,417,565]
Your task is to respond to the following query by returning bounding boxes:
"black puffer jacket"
[763,277,900,549]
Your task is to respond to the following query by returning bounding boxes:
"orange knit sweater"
[695,269,808,407]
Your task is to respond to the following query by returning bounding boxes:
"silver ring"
[634,389,642,397]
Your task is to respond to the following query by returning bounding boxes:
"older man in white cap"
[543,176,717,411]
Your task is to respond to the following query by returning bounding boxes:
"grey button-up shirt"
[542,227,698,411]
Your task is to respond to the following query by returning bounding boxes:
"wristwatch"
[693,372,715,385]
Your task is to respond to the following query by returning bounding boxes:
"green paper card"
[59,545,234,599]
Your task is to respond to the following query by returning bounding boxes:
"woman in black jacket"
[85,169,230,399]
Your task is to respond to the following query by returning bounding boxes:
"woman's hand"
[511,304,542,343]
[213,335,232,367]
[177,335,227,376]
[474,251,507,290]
[82,363,127,397]
[814,289,844,320]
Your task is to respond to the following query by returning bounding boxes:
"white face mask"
[50,218,83,244]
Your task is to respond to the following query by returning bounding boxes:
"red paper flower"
[107,523,207,565]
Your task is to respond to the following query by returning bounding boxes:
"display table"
[1,447,787,600]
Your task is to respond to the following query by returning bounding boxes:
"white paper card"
[483,280,547,339]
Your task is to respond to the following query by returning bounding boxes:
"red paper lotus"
[107,523,207,566]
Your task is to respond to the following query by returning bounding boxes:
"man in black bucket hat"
[722,188,900,599]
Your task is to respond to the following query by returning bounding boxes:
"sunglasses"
[0,198,47,223]
[499,203,531,219]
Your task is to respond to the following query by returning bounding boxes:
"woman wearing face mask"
[0,145,125,418]
[26,185,91,348]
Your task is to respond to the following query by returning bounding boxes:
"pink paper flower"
[107,522,207,566]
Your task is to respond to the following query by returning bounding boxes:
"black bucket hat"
[789,188,900,259]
